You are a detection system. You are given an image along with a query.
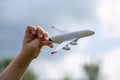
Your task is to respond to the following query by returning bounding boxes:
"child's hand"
[21,25,53,59]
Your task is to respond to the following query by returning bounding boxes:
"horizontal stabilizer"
[51,51,57,54]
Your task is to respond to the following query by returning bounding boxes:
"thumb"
[30,38,42,48]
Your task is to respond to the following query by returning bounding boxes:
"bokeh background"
[0,0,120,80]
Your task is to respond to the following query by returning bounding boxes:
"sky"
[0,0,120,80]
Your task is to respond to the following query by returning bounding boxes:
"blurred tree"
[22,70,36,80]
[62,75,72,80]
[0,58,11,72]
[83,63,100,80]
[0,58,37,80]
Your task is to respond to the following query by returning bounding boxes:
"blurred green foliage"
[84,63,100,80]
[0,58,102,80]
[63,75,72,80]
[0,58,37,80]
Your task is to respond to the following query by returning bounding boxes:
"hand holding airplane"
[49,26,95,54]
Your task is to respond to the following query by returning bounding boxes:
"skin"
[0,25,53,80]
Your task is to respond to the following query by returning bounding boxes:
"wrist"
[20,50,35,62]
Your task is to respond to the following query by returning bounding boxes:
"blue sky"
[0,0,120,80]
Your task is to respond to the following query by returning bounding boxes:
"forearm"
[0,52,33,80]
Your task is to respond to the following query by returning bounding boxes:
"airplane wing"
[51,38,77,54]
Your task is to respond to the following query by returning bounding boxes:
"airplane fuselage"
[50,30,94,44]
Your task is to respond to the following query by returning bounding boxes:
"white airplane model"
[49,26,95,54]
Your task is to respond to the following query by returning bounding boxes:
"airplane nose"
[86,30,95,35]
[91,31,95,35]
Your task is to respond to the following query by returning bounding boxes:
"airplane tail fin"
[51,26,68,33]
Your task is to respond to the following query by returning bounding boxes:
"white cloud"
[53,13,96,32]
[58,53,85,79]
[101,47,120,80]
[31,59,61,80]
[97,0,120,39]
[31,46,120,80]
[31,53,86,80]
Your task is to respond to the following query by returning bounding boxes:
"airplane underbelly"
[50,33,78,44]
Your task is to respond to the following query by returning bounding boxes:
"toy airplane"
[49,26,95,54]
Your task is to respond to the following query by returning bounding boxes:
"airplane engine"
[63,46,70,50]
[70,41,77,45]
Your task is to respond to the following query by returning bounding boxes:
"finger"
[26,25,36,35]
[43,31,49,41]
[48,43,54,48]
[24,25,37,44]
[36,26,44,39]
[41,41,53,48]
[31,38,42,47]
